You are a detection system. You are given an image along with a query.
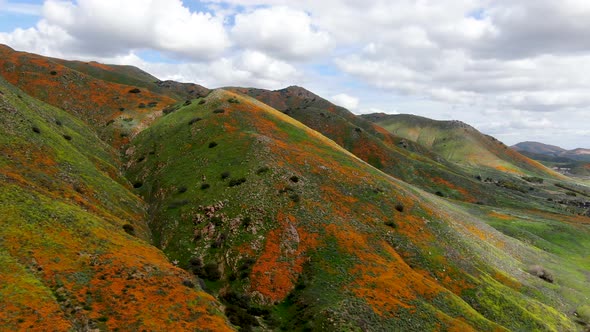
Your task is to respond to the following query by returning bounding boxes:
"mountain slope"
[0,76,232,330]
[125,88,583,331]
[514,141,590,162]
[363,113,560,178]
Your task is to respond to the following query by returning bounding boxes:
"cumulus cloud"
[231,6,332,60]
[0,0,229,60]
[329,93,359,110]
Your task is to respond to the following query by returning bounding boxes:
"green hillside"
[1,46,589,331]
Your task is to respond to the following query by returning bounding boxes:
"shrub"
[50,70,57,75]
[385,221,396,228]
[138,103,146,108]
[200,183,210,190]
[184,100,192,106]
[522,176,544,184]
[63,135,72,141]
[55,119,62,126]
[198,99,206,104]
[229,178,246,187]
[128,88,141,93]
[528,265,554,283]
[242,216,251,228]
[120,133,129,137]
[188,117,202,125]
[566,191,577,197]
[208,142,218,148]
[227,97,240,104]
[122,224,135,235]
[289,176,299,183]
[119,107,125,111]
[289,193,300,203]
[354,127,362,133]
[137,156,145,162]
[220,171,230,180]
[182,279,195,288]
[213,108,225,114]
[106,119,114,126]
[203,263,221,281]
[435,191,444,197]
[575,305,590,324]
[147,101,158,108]
[133,181,143,188]
[168,200,189,209]
[256,166,269,175]
[32,126,40,134]
[395,203,404,212]
[178,186,187,193]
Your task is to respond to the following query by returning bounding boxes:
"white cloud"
[1,0,229,60]
[330,93,359,110]
[0,0,42,15]
[232,6,332,60]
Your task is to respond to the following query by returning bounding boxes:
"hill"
[1,46,590,331]
[0,75,231,330]
[362,113,560,178]
[513,141,590,162]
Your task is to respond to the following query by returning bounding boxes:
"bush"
[208,142,218,148]
[385,221,396,228]
[566,191,577,197]
[133,181,143,188]
[528,265,554,283]
[32,126,40,134]
[227,97,240,104]
[138,103,146,108]
[147,101,158,107]
[137,156,145,162]
[106,119,114,126]
[522,176,544,184]
[203,263,221,281]
[395,203,404,212]
[242,217,251,228]
[198,99,206,104]
[575,305,590,324]
[128,88,141,93]
[181,279,195,288]
[213,109,225,114]
[184,100,192,106]
[435,191,444,197]
[256,166,269,175]
[200,183,210,190]
[168,200,189,209]
[229,178,246,187]
[178,186,187,193]
[119,107,125,112]
[50,70,57,75]
[289,176,299,183]
[55,119,62,126]
[63,134,72,141]
[220,171,230,180]
[122,224,135,235]
[289,193,300,203]
[188,117,202,125]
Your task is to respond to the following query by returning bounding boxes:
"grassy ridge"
[126,89,582,330]
[0,76,232,330]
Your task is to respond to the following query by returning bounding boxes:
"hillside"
[514,141,590,162]
[0,76,231,330]
[362,113,560,178]
[1,46,590,331]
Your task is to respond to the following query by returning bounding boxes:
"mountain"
[513,141,590,162]
[1,45,590,331]
[362,113,560,178]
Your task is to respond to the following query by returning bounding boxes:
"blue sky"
[1,0,590,149]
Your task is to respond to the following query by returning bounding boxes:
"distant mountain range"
[512,141,590,162]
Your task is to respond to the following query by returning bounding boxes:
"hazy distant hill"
[513,141,590,162]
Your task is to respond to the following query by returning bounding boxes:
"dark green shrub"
[188,117,202,125]
[147,101,158,107]
[229,177,246,187]
[63,134,72,141]
[203,263,221,281]
[220,171,230,180]
[227,97,240,104]
[213,109,225,114]
[200,183,210,190]
[435,191,444,197]
[133,181,143,188]
[128,88,141,93]
[395,203,404,212]
[256,166,269,175]
[290,176,299,183]
[50,70,57,75]
[566,191,577,197]
[522,176,544,184]
[528,265,554,283]
[55,119,62,126]
[168,200,189,209]
[138,103,146,108]
[182,279,195,288]
[119,107,125,111]
[178,186,187,193]
[122,224,135,235]
[209,142,218,148]
[106,119,114,126]
[32,126,40,134]
[120,132,129,137]
[242,216,251,228]
[289,193,300,203]
[137,156,145,162]
[184,100,192,106]
[198,99,206,104]
[385,221,396,228]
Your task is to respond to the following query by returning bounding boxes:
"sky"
[1,0,589,149]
